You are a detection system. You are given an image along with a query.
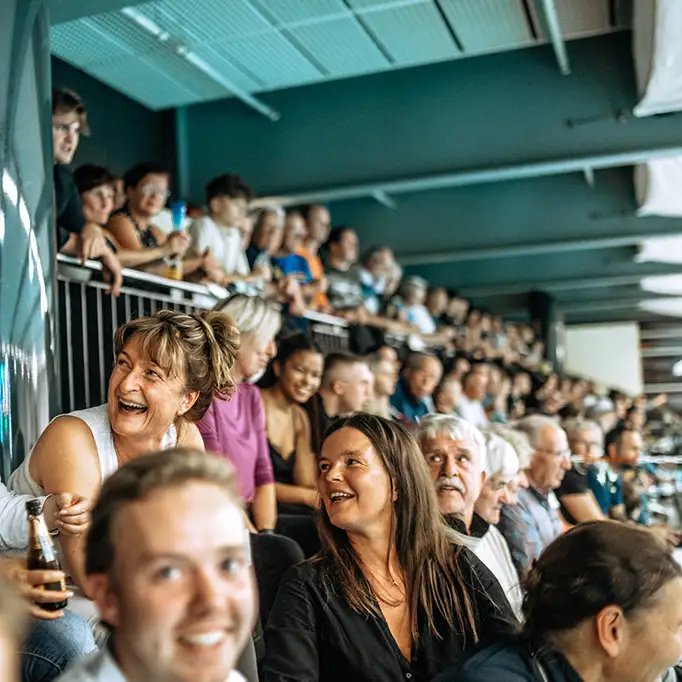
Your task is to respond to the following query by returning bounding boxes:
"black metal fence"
[57,256,351,412]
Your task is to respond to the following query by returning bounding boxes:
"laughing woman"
[264,414,517,682]
[10,310,239,595]
[260,334,324,517]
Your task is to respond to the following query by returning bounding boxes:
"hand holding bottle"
[165,230,190,258]
[0,558,73,620]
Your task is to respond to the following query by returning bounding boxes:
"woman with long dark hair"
[441,521,682,682]
[264,413,517,682]
[260,334,324,516]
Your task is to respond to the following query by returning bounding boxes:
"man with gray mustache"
[418,414,522,620]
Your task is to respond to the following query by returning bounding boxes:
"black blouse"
[263,547,518,682]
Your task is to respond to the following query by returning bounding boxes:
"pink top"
[197,383,275,502]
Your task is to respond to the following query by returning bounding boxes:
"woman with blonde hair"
[198,294,282,532]
[264,414,516,682]
[10,309,240,594]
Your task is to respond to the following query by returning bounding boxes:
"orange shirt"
[297,246,329,309]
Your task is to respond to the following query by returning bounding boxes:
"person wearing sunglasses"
[106,163,211,277]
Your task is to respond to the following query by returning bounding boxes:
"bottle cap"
[26,499,42,515]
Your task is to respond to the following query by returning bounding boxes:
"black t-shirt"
[555,466,588,525]
[263,547,518,682]
[54,164,85,250]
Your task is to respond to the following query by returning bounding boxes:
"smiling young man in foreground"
[56,448,255,682]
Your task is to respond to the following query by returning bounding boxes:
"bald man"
[319,353,374,425]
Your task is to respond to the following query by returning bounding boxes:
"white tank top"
[9,404,178,496]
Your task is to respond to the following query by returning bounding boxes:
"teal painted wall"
[183,32,682,201]
[180,33,682,298]
[51,57,174,176]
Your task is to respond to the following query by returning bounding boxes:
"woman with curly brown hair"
[264,413,517,682]
[10,309,240,594]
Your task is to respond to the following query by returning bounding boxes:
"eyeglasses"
[536,447,571,459]
[140,184,170,200]
[573,438,602,452]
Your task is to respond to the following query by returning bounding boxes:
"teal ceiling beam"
[559,296,675,315]
[271,145,682,207]
[640,327,682,341]
[536,0,571,75]
[399,226,682,266]
[50,0,146,24]
[642,383,682,395]
[641,346,682,359]
[185,35,682,204]
[372,190,396,209]
[459,266,682,298]
[583,166,595,187]
[564,308,663,323]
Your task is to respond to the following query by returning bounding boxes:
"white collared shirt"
[0,481,46,554]
[55,646,247,682]
[456,395,489,429]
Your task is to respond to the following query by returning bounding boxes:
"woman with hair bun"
[438,521,682,682]
[198,294,282,533]
[10,309,240,594]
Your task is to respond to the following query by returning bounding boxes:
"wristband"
[258,529,275,536]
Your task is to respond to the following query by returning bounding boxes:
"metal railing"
[57,255,353,412]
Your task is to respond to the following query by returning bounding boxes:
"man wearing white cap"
[417,415,523,620]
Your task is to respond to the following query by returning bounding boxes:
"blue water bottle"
[166,201,186,280]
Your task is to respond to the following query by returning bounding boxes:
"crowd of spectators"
[1,85,682,682]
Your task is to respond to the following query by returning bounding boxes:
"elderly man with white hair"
[417,414,523,620]
[497,415,571,580]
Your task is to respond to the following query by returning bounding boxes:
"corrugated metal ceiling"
[51,0,622,111]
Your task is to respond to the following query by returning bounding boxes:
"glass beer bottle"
[26,499,68,611]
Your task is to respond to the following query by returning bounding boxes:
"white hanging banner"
[633,0,682,117]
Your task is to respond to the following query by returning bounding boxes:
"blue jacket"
[389,377,430,424]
